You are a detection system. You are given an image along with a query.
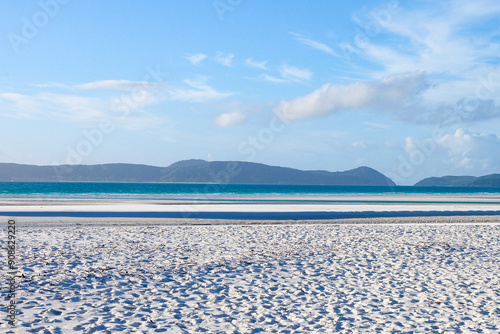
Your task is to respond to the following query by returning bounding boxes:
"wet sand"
[1,197,500,332]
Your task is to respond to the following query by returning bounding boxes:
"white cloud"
[110,89,167,114]
[0,92,107,121]
[168,77,233,102]
[434,128,500,171]
[274,72,428,121]
[280,65,312,82]
[0,89,173,133]
[1,85,162,126]
[75,80,163,92]
[364,122,390,129]
[352,141,367,149]
[260,65,313,84]
[215,52,234,67]
[290,32,338,56]
[348,0,500,76]
[391,128,500,184]
[260,73,288,84]
[215,111,246,127]
[1,75,232,126]
[186,53,207,65]
[383,128,500,185]
[334,0,500,132]
[245,58,268,70]
[32,82,70,89]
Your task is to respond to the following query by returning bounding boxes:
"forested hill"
[415,174,500,187]
[0,160,396,186]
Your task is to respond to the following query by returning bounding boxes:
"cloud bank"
[274,72,429,121]
[434,128,500,171]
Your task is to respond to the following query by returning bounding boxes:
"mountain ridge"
[0,160,396,186]
[415,174,500,187]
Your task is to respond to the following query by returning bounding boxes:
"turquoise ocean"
[1,182,500,201]
[2,182,500,219]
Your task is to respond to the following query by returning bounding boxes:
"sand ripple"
[2,223,500,333]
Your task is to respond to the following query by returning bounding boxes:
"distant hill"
[0,160,396,186]
[415,174,500,187]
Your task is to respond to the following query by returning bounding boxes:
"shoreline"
[3,197,500,332]
[2,196,500,222]
[3,214,500,228]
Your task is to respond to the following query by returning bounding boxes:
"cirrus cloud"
[280,65,313,82]
[290,32,338,56]
[186,53,207,65]
[215,51,234,67]
[169,77,233,102]
[245,58,268,70]
[75,80,163,91]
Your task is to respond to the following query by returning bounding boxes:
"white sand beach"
[2,198,500,333]
[1,196,500,222]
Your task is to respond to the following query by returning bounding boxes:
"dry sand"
[2,197,500,332]
[2,216,500,333]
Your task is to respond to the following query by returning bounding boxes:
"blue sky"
[1,0,500,184]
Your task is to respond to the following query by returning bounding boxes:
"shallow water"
[1,182,500,200]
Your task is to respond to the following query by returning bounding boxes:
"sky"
[1,0,500,185]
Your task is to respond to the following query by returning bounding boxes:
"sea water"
[1,182,500,200]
